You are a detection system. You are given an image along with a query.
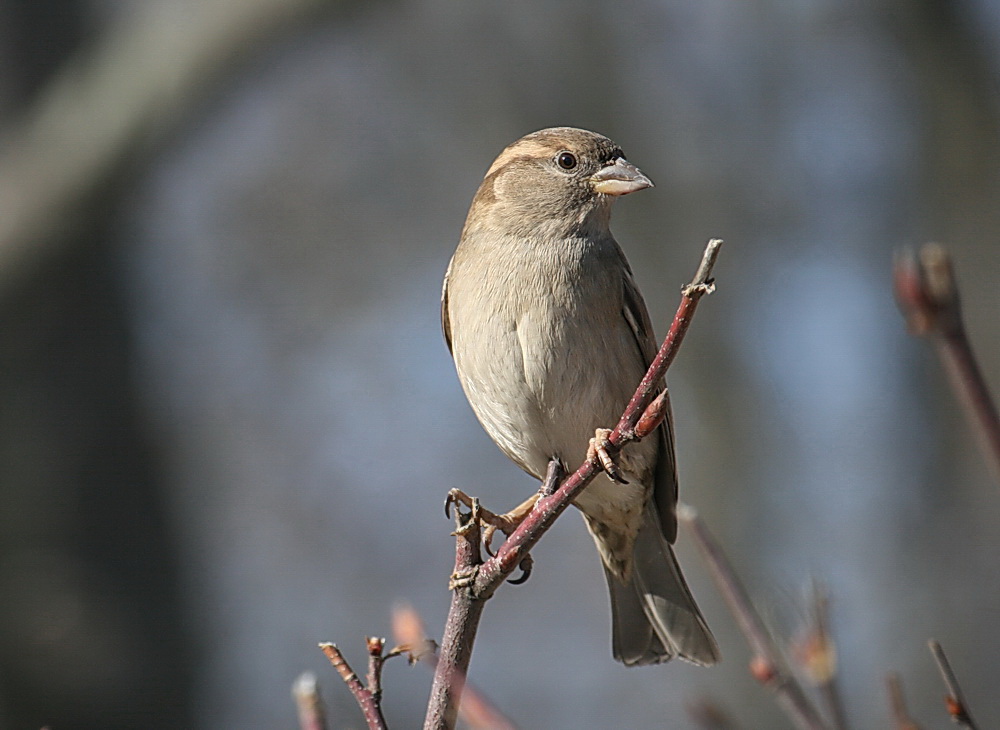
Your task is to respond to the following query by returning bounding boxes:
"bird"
[441,127,719,666]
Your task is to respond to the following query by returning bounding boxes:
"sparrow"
[441,127,719,666]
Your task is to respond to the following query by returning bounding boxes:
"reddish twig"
[885,673,923,730]
[424,239,723,730]
[928,640,979,729]
[319,641,390,730]
[292,672,329,730]
[393,603,517,729]
[894,244,1000,483]
[678,505,829,730]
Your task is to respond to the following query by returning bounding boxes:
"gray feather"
[606,506,720,666]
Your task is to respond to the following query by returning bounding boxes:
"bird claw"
[444,488,539,557]
[588,428,629,484]
[507,554,533,585]
[482,492,540,555]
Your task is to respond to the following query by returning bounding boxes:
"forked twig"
[320,637,427,729]
[319,642,388,730]
[424,239,723,730]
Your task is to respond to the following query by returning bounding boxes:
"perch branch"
[678,505,829,730]
[424,239,723,730]
[894,244,1000,483]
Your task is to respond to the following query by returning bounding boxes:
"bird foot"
[444,488,537,584]
[479,492,540,555]
[588,428,629,484]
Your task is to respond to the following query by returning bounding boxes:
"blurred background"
[1,0,998,728]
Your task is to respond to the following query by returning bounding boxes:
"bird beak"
[590,158,653,196]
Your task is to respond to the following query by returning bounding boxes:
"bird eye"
[556,151,578,170]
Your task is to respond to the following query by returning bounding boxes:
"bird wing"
[441,257,454,354]
[621,264,680,543]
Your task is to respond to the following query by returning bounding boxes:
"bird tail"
[605,508,720,666]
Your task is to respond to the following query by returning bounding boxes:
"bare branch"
[928,640,979,729]
[319,642,388,730]
[894,244,1000,483]
[424,239,723,730]
[678,505,829,730]
[393,603,517,730]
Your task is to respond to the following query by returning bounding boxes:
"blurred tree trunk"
[0,3,193,728]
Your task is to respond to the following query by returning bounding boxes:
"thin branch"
[885,673,923,730]
[894,244,1000,483]
[424,239,723,730]
[928,640,979,729]
[393,603,517,730]
[292,672,329,730]
[319,642,388,730]
[678,505,829,730]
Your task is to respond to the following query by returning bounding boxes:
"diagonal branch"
[894,244,1000,484]
[424,239,723,730]
[678,505,829,730]
[928,640,979,729]
[320,641,389,730]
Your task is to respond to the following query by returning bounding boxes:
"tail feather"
[605,509,719,666]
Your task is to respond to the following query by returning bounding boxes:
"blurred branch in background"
[894,243,1000,483]
[928,640,979,730]
[390,603,516,730]
[793,581,848,730]
[885,673,923,730]
[682,503,987,730]
[679,505,830,730]
[0,0,335,297]
[293,671,329,730]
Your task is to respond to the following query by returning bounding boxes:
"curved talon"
[588,428,629,484]
[445,488,476,519]
[482,524,500,556]
[507,554,534,585]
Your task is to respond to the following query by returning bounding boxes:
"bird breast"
[448,233,650,484]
